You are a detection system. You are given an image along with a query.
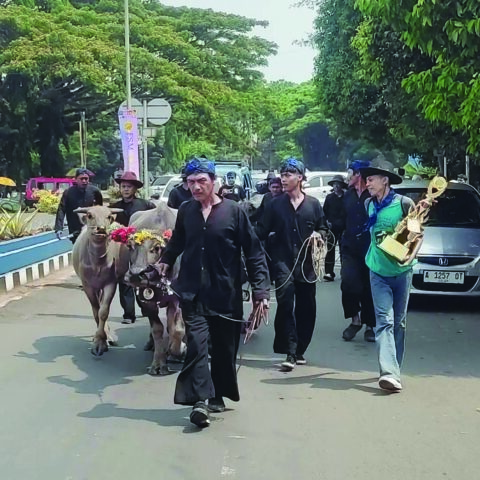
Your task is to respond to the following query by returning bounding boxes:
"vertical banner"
[118,108,140,177]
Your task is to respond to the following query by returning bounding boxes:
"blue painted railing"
[0,229,72,276]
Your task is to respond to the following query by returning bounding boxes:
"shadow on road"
[16,325,158,396]
[78,403,213,433]
[260,373,388,396]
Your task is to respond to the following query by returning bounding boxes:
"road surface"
[0,271,479,480]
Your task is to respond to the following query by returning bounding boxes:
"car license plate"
[423,271,464,284]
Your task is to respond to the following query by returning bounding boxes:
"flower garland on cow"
[109,225,175,302]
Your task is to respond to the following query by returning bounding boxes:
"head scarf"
[280,158,306,177]
[184,157,216,177]
[348,160,370,173]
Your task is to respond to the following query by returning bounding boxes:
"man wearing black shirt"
[340,161,376,342]
[167,167,192,209]
[257,158,327,371]
[323,175,347,281]
[110,171,156,324]
[156,158,269,428]
[218,171,246,202]
[54,168,103,243]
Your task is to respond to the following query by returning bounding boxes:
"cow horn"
[73,207,89,214]
[109,208,124,213]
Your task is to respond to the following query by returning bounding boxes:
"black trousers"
[324,228,342,276]
[174,308,242,406]
[119,282,136,320]
[340,250,375,327]
[274,280,317,357]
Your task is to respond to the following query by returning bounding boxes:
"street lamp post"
[124,0,132,109]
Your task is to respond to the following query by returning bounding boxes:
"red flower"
[110,226,136,244]
[162,229,173,240]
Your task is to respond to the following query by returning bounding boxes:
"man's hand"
[254,298,269,309]
[154,263,170,277]
[55,231,63,240]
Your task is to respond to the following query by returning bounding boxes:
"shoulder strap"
[398,194,411,216]
[364,197,372,213]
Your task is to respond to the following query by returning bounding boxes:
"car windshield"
[152,175,173,186]
[396,187,480,227]
[215,165,242,180]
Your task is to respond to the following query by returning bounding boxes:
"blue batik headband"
[280,158,305,176]
[184,158,216,177]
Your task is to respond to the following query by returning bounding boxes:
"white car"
[303,171,347,204]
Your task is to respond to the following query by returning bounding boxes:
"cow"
[72,206,129,357]
[122,203,186,376]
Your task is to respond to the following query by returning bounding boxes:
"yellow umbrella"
[0,177,16,187]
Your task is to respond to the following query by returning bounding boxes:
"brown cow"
[123,203,185,375]
[72,206,129,356]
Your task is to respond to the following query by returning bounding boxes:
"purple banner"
[118,109,140,177]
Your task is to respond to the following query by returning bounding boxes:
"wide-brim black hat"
[328,174,348,189]
[359,160,403,185]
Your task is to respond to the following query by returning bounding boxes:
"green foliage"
[34,189,60,213]
[0,209,36,240]
[355,0,480,154]
[0,0,278,179]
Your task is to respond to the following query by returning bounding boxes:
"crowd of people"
[55,157,416,429]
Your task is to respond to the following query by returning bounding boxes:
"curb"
[0,251,73,293]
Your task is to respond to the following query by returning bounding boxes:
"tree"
[356,0,480,154]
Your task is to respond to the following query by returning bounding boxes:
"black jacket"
[256,193,327,283]
[54,184,103,234]
[323,192,346,232]
[109,197,157,226]
[340,187,371,256]
[167,184,192,209]
[161,198,270,319]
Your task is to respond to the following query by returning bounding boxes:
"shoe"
[342,323,362,341]
[378,376,402,392]
[208,397,225,413]
[121,316,136,325]
[190,402,210,428]
[281,354,296,371]
[296,354,307,365]
[323,273,334,282]
[364,327,376,343]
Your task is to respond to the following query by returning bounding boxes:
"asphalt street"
[0,269,479,480]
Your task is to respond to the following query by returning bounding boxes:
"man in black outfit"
[155,158,269,428]
[110,171,156,324]
[54,168,103,243]
[323,174,347,281]
[218,171,246,202]
[257,158,327,371]
[340,160,376,342]
[167,166,192,209]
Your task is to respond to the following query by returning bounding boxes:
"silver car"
[395,180,480,296]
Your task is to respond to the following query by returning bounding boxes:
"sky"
[160,0,316,83]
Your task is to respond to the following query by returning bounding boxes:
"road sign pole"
[124,0,132,109]
[142,99,149,197]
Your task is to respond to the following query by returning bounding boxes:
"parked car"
[150,174,175,198]
[24,177,76,207]
[395,180,480,296]
[303,171,347,204]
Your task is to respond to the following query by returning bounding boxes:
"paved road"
[0,271,479,480]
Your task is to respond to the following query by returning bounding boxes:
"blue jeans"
[370,270,413,381]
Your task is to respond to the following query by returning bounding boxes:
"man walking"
[257,158,327,371]
[218,171,246,202]
[155,157,269,428]
[110,171,156,324]
[340,161,376,342]
[360,160,415,392]
[167,166,192,209]
[55,168,102,243]
[323,174,347,282]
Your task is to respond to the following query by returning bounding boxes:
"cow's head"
[124,231,167,285]
[73,206,123,242]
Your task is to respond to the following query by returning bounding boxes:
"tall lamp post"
[124,0,132,109]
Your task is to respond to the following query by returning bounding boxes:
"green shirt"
[365,194,415,277]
